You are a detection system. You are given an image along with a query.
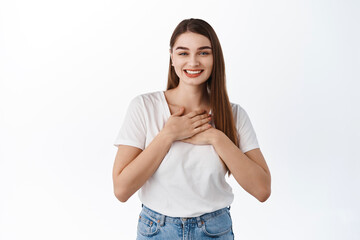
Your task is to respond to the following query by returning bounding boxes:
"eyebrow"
[175,46,212,51]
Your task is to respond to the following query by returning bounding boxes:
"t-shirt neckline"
[161,91,172,118]
[160,91,212,117]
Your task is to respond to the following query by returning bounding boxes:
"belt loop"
[196,217,202,228]
[141,203,144,208]
[227,205,231,211]
[160,214,165,226]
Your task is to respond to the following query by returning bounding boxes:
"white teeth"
[186,70,202,74]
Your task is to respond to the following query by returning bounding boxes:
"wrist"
[210,128,224,146]
[159,129,176,144]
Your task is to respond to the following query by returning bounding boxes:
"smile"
[184,69,204,78]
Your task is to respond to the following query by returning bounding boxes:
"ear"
[169,49,174,66]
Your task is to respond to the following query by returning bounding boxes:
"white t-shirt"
[114,91,260,217]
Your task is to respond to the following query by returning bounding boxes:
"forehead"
[173,32,211,49]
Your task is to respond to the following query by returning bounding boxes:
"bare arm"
[112,108,211,202]
[180,127,271,202]
[112,131,174,202]
[212,130,271,202]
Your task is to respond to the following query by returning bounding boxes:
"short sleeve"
[235,105,260,153]
[113,95,147,150]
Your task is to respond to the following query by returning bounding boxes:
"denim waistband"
[140,204,231,227]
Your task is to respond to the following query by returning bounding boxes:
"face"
[170,32,213,86]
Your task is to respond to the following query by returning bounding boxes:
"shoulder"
[230,101,247,117]
[129,91,163,105]
[229,101,252,129]
[128,91,164,113]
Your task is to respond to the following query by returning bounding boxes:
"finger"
[191,112,211,123]
[193,123,212,133]
[192,116,212,128]
[186,109,207,118]
[172,106,185,116]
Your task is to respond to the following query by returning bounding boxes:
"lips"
[184,69,204,78]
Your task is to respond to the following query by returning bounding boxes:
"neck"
[171,81,210,112]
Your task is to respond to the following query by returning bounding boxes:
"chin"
[181,75,211,85]
[182,79,208,86]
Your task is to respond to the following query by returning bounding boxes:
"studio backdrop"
[0,0,359,239]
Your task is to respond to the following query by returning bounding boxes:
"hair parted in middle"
[167,18,239,174]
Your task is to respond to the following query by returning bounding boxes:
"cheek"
[174,68,182,76]
[172,62,184,76]
[172,58,181,67]
[173,61,181,70]
[204,58,213,69]
[173,59,185,71]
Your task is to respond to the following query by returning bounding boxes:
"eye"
[199,51,210,56]
[178,52,188,56]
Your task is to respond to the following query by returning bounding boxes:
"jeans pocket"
[137,211,160,237]
[201,211,232,237]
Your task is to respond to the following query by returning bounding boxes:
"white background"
[1,0,359,239]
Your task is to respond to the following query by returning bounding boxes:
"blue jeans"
[136,205,234,240]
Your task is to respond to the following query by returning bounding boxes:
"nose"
[188,55,200,67]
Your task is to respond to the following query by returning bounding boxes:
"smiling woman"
[112,18,271,240]
[171,32,213,89]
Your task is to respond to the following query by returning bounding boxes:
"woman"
[112,18,271,239]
